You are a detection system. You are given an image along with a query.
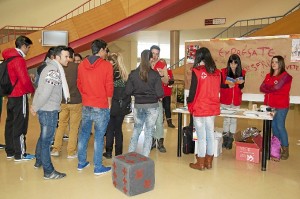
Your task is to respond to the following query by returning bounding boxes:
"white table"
[173,107,273,171]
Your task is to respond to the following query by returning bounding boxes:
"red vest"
[261,71,292,108]
[220,68,246,106]
[188,66,221,117]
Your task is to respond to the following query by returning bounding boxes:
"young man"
[2,35,35,161]
[30,46,70,180]
[77,39,113,175]
[51,47,82,159]
[150,45,169,153]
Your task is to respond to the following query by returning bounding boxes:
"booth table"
[173,107,273,171]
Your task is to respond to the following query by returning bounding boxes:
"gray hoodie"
[32,59,62,112]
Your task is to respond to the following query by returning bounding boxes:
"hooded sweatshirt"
[77,56,113,108]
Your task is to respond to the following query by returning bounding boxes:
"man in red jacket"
[2,35,35,161]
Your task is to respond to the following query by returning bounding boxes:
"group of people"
[187,47,292,171]
[0,35,177,180]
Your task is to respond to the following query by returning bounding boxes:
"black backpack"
[0,57,17,96]
[182,115,195,154]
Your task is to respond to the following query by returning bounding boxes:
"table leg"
[177,113,183,157]
[261,120,272,171]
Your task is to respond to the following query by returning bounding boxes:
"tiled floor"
[0,100,299,199]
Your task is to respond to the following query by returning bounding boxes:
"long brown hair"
[139,50,152,82]
[270,55,286,76]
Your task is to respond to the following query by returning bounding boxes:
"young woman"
[260,55,292,160]
[187,47,221,170]
[103,53,129,158]
[220,54,246,150]
[125,50,164,157]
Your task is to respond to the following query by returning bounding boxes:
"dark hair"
[150,45,160,52]
[74,53,83,60]
[91,39,107,55]
[53,46,69,58]
[15,35,33,49]
[226,54,242,77]
[44,47,55,61]
[67,47,75,58]
[193,47,216,74]
[270,55,286,76]
[139,50,152,82]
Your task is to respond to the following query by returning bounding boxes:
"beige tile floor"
[0,100,299,199]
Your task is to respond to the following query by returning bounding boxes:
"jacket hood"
[81,55,103,70]
[2,48,22,60]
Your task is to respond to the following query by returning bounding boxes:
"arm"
[125,73,133,96]
[155,74,164,99]
[220,73,230,88]
[238,75,246,89]
[158,66,169,84]
[15,58,35,93]
[106,63,114,108]
[186,71,198,103]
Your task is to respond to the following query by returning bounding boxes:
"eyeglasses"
[229,60,238,64]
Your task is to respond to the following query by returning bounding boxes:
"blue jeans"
[272,108,289,147]
[153,101,164,139]
[35,110,58,175]
[193,116,215,157]
[78,106,110,169]
[128,107,159,156]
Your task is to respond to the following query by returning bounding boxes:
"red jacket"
[162,69,173,96]
[77,57,113,108]
[2,48,34,97]
[260,71,292,109]
[188,66,221,117]
[220,68,246,106]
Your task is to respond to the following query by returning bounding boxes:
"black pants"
[105,115,125,156]
[5,95,29,159]
[162,96,172,120]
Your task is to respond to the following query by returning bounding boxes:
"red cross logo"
[201,72,207,79]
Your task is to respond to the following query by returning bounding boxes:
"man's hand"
[30,105,36,116]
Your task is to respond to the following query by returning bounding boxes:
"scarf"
[54,60,70,103]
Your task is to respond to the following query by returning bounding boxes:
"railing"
[0,0,111,44]
[213,3,300,39]
[169,57,185,70]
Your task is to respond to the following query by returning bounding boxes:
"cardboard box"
[235,134,262,164]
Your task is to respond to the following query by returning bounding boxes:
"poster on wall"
[186,44,200,64]
[185,35,300,97]
[291,39,300,62]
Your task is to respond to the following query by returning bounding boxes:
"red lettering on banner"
[218,46,276,58]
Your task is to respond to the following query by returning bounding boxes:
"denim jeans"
[272,108,289,147]
[128,107,159,157]
[78,106,110,169]
[153,101,164,139]
[221,104,240,133]
[35,110,58,175]
[193,116,215,157]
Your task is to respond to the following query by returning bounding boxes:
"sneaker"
[51,150,60,157]
[34,162,42,169]
[7,155,14,159]
[14,154,35,162]
[94,166,111,175]
[0,144,5,149]
[44,170,66,180]
[103,152,112,159]
[77,162,90,171]
[63,135,69,140]
[67,154,77,159]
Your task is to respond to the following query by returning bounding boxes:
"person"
[74,53,83,64]
[51,47,82,159]
[35,47,55,87]
[77,39,113,175]
[161,59,175,128]
[0,92,4,149]
[2,35,35,161]
[150,45,169,153]
[187,47,221,171]
[220,54,246,149]
[103,53,129,159]
[30,45,70,179]
[260,55,292,160]
[125,49,164,157]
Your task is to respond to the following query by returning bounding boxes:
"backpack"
[182,125,195,154]
[270,135,281,161]
[0,57,17,96]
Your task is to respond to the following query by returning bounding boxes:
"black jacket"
[125,67,164,104]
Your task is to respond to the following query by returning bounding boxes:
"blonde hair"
[108,53,128,81]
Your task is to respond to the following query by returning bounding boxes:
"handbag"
[270,135,281,161]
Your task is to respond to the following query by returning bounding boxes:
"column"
[170,30,180,69]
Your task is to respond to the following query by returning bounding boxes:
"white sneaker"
[51,151,60,157]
